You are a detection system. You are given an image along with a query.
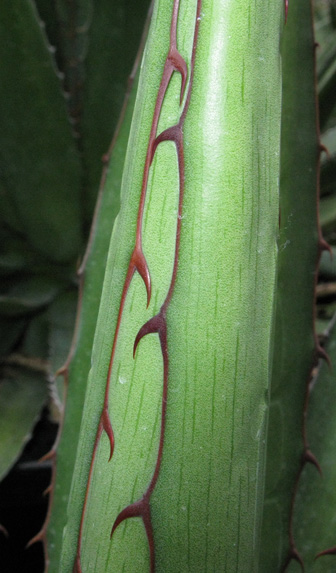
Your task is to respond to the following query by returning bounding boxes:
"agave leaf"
[0,372,48,480]
[48,290,79,374]
[0,0,82,263]
[0,317,27,359]
[315,0,336,131]
[0,222,77,284]
[322,126,336,155]
[317,3,336,131]
[320,159,336,198]
[51,0,92,132]
[315,0,336,83]
[320,126,336,197]
[319,57,336,132]
[0,311,51,480]
[60,0,282,570]
[290,316,336,572]
[47,288,78,408]
[0,231,40,277]
[81,0,151,221]
[261,0,320,570]
[46,0,150,223]
[47,41,145,573]
[0,277,63,317]
[320,193,336,238]
[319,247,336,279]
[33,0,60,56]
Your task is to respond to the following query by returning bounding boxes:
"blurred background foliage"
[0,0,335,571]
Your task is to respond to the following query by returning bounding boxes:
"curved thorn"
[101,408,114,462]
[319,237,332,258]
[110,499,155,571]
[284,0,289,23]
[38,448,56,463]
[317,344,332,369]
[56,364,67,377]
[282,547,304,572]
[111,497,155,573]
[111,500,145,537]
[26,529,44,549]
[290,547,304,571]
[304,449,322,476]
[316,546,336,559]
[43,484,52,497]
[168,47,188,103]
[150,124,183,164]
[319,143,329,157]
[133,313,164,358]
[131,246,151,307]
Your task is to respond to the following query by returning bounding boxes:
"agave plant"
[1,0,336,572]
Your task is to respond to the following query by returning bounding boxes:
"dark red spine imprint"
[73,2,202,571]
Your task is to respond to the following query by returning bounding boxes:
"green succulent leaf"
[261,0,320,569]
[81,0,151,222]
[0,0,82,263]
[0,277,63,317]
[320,127,336,198]
[33,0,59,50]
[319,58,336,132]
[320,193,336,239]
[50,0,92,132]
[0,372,48,480]
[315,0,336,130]
[0,310,50,480]
[47,288,78,404]
[0,317,27,359]
[47,48,143,573]
[291,316,336,572]
[319,247,336,279]
[60,0,283,571]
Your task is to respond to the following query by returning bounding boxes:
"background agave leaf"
[320,127,336,198]
[320,193,336,239]
[80,0,151,222]
[47,289,79,403]
[260,0,321,569]
[48,0,92,134]
[0,308,50,481]
[0,0,82,263]
[0,277,64,317]
[315,0,336,131]
[33,0,151,226]
[289,315,336,572]
[0,317,27,359]
[0,372,48,480]
[33,0,59,49]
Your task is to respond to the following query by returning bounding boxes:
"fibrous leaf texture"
[60,0,282,571]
